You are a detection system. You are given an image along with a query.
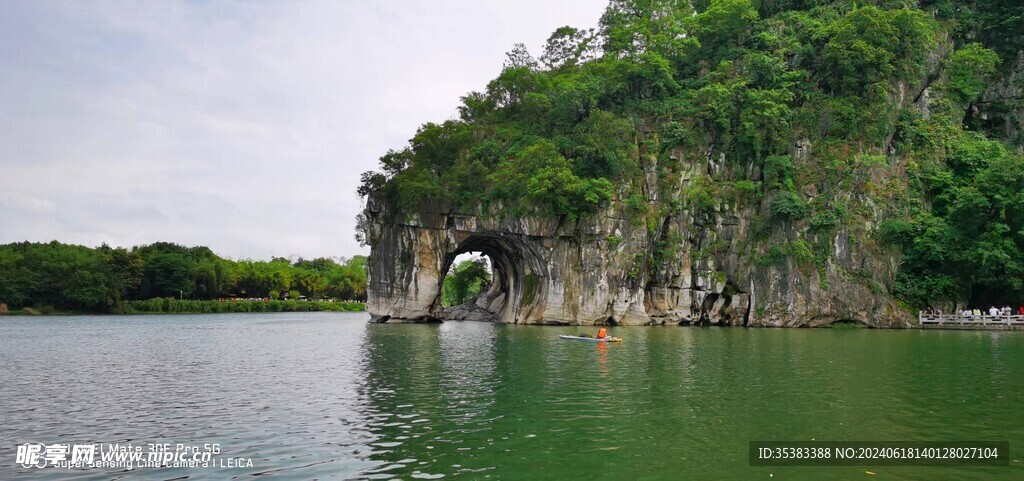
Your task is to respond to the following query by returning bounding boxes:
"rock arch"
[361,190,907,327]
[361,195,655,325]
[433,234,547,324]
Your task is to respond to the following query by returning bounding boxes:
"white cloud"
[0,0,606,259]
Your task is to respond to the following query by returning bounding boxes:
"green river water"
[0,312,1021,480]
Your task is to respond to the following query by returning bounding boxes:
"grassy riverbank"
[2,300,366,315]
[123,298,365,314]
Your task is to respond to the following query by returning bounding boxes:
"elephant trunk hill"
[358,1,1024,327]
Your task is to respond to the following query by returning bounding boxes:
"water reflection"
[354,325,1024,481]
[357,322,501,479]
[1,316,1021,480]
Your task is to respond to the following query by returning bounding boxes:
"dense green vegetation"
[359,0,1023,309]
[441,259,492,307]
[122,298,364,314]
[0,241,367,313]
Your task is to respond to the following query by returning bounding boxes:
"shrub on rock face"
[771,191,809,221]
[946,43,1000,104]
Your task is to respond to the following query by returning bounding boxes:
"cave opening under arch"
[430,234,544,323]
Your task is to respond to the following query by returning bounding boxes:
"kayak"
[559,335,623,343]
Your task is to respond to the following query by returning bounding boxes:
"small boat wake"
[558,335,623,343]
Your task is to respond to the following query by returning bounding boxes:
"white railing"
[918,312,1024,327]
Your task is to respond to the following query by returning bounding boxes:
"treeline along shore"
[123,298,365,314]
[0,241,367,315]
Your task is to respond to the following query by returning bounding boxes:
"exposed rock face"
[978,50,1024,150]
[362,151,913,327]
[442,302,499,322]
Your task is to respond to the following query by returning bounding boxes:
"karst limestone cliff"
[359,2,1023,327]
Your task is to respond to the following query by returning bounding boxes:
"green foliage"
[123,299,365,314]
[922,0,1024,64]
[856,154,888,168]
[686,0,760,64]
[771,191,809,221]
[892,273,960,310]
[140,252,196,299]
[628,251,646,281]
[788,239,815,266]
[530,144,615,218]
[0,241,132,311]
[946,43,1000,104]
[570,110,638,178]
[764,155,795,190]
[0,241,368,312]
[724,180,760,204]
[441,259,492,307]
[886,125,1024,307]
[350,0,1024,313]
[685,176,720,215]
[757,240,814,267]
[816,6,936,97]
[878,218,915,245]
[599,0,695,61]
[625,193,649,226]
[829,320,866,329]
[692,239,729,260]
[541,26,598,70]
[653,231,684,268]
[808,206,843,231]
[355,0,942,218]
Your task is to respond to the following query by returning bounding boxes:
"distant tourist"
[1018,306,1024,316]
[973,308,981,316]
[988,306,999,316]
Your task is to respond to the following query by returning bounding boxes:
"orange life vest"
[597,328,608,339]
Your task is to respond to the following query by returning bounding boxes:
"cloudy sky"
[0,0,605,260]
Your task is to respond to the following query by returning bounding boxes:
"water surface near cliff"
[1,313,1021,480]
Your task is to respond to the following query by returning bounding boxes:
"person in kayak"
[596,327,608,339]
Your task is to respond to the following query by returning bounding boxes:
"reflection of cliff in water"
[354,323,651,478]
[356,322,501,478]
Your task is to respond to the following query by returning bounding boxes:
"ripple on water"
[1,317,1022,480]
